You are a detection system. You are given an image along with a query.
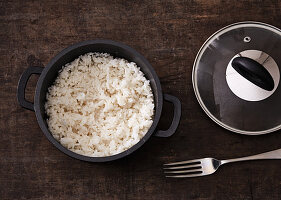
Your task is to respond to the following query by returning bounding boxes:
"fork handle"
[221,149,281,165]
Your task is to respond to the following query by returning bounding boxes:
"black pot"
[17,40,181,162]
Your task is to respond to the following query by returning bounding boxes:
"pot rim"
[34,39,163,162]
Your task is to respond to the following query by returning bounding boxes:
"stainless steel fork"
[164,149,281,178]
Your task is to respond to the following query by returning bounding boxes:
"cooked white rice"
[45,53,154,157]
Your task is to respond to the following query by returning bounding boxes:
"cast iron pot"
[17,40,181,162]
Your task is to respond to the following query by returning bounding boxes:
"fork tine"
[164,169,202,174]
[166,173,204,178]
[163,164,201,170]
[164,159,201,166]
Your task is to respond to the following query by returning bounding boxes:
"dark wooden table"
[1,0,281,199]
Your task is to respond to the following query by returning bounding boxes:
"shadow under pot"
[17,40,181,162]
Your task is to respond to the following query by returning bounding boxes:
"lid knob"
[231,57,275,91]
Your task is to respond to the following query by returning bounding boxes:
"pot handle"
[154,94,181,137]
[17,66,44,111]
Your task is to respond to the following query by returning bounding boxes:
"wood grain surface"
[1,0,281,199]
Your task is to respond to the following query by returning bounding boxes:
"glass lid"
[192,21,281,135]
